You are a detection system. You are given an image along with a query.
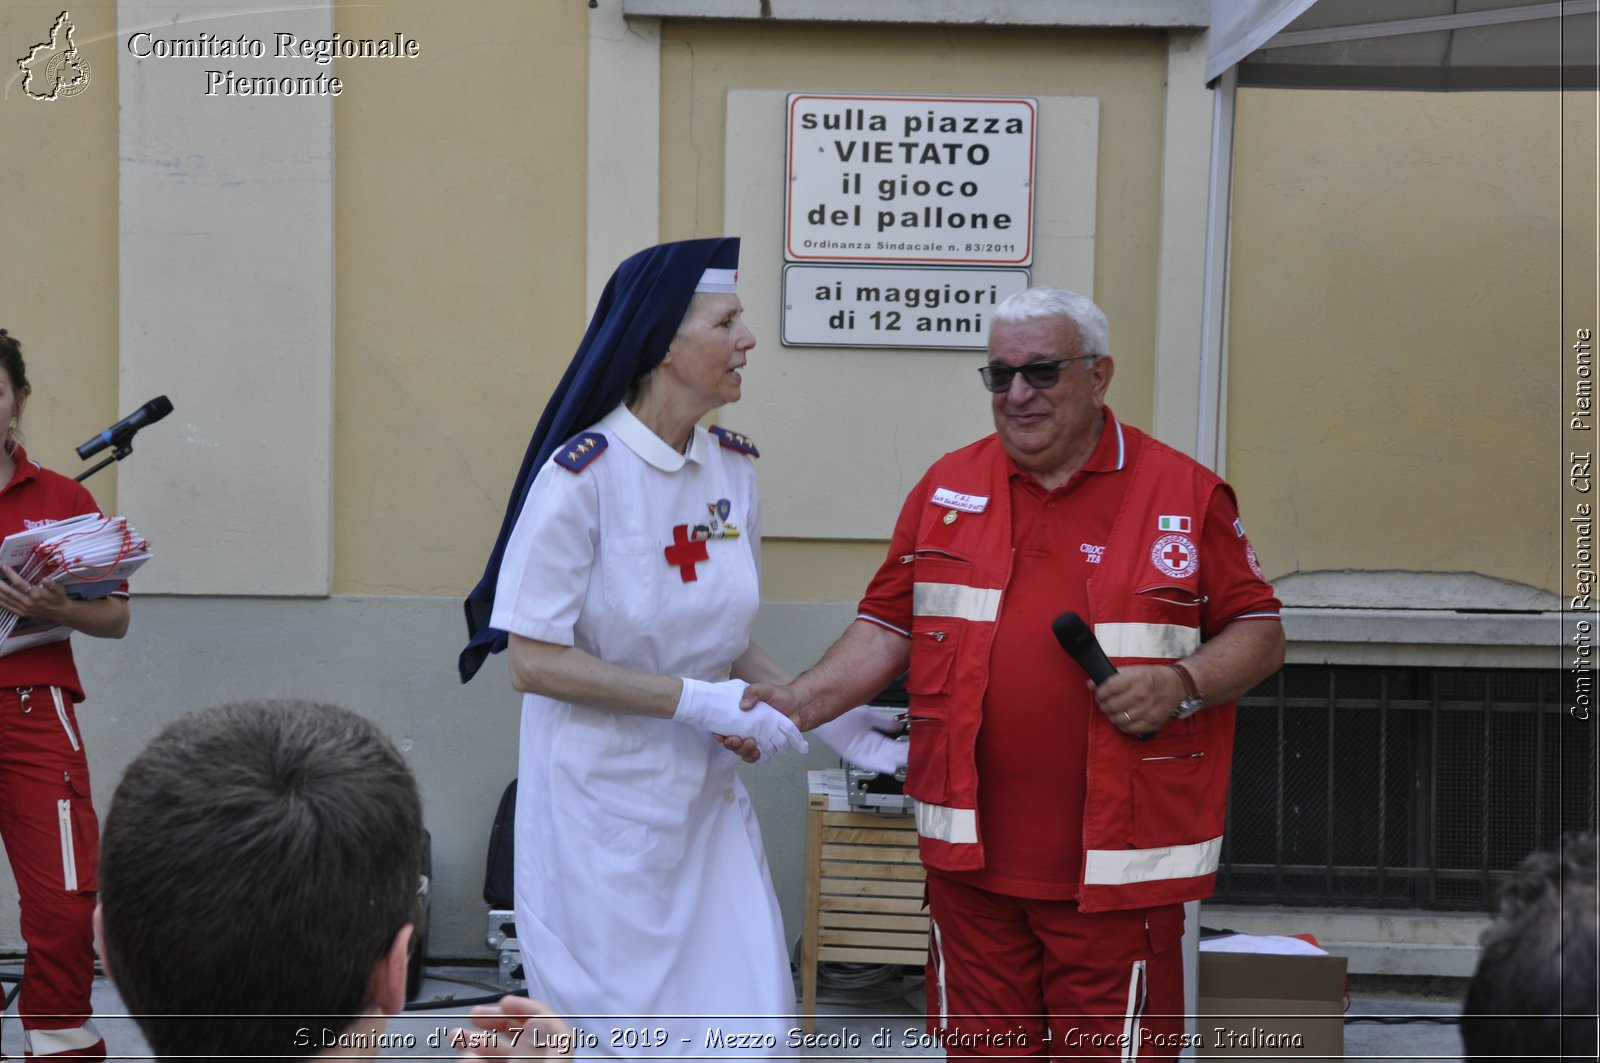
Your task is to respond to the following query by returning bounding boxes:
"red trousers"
[925,872,1187,1061]
[0,688,104,1060]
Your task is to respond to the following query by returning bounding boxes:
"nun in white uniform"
[460,238,903,1059]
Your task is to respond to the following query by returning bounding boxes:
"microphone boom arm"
[75,442,132,483]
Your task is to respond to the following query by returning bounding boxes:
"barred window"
[1216,666,1596,910]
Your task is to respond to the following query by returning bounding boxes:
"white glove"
[675,678,809,761]
[813,705,908,775]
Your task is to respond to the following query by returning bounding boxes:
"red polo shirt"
[0,447,128,701]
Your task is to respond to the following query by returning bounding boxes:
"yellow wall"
[333,0,588,595]
[3,0,590,596]
[13,7,1565,606]
[0,2,121,513]
[1227,89,1569,594]
[657,22,1172,601]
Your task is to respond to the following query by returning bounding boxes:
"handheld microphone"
[1050,611,1117,684]
[76,396,173,460]
[1052,611,1152,739]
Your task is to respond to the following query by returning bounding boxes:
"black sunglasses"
[977,355,1097,393]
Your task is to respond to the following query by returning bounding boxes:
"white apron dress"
[490,405,794,1059]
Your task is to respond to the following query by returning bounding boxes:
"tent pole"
[1198,65,1237,475]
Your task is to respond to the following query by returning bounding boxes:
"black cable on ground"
[817,962,897,991]
[403,972,527,1012]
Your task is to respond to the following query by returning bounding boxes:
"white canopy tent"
[1195,0,1597,470]
[1210,0,1597,91]
[1176,6,1592,1046]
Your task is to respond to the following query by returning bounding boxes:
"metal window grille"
[1216,665,1597,910]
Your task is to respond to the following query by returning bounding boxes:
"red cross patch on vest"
[1150,532,1199,579]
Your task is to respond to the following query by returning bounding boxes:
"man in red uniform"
[745,288,1284,1060]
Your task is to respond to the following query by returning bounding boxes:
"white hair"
[990,288,1110,357]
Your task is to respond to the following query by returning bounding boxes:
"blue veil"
[459,237,740,682]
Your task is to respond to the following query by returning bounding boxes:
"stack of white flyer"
[0,514,150,658]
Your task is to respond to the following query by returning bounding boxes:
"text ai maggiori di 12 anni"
[125,30,421,97]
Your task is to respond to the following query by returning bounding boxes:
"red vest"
[900,425,1238,912]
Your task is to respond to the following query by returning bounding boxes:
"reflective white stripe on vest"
[1083,836,1223,885]
[1095,622,1200,660]
[913,582,1001,623]
[915,800,978,845]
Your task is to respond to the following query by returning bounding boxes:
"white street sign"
[786,93,1036,266]
[782,264,1031,349]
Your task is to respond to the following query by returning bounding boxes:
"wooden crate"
[799,794,929,1030]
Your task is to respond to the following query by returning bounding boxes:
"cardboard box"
[1197,952,1347,1060]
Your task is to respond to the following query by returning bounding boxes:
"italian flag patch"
[1158,515,1191,533]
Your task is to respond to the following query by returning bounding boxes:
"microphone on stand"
[76,396,173,460]
[74,396,174,483]
[1051,611,1151,739]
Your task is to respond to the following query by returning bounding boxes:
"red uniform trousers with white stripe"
[0,687,104,1060]
[926,872,1185,1061]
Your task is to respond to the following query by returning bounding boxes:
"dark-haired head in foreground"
[1461,832,1599,1061]
[96,700,423,1062]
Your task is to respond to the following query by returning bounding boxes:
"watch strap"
[1169,662,1205,718]
[1168,662,1200,700]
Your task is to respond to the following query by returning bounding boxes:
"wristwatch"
[1168,662,1205,719]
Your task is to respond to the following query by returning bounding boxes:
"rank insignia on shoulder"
[709,425,760,457]
[553,432,608,473]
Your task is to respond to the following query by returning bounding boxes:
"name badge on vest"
[931,488,987,514]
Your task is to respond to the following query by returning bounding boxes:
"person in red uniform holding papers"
[0,330,129,1063]
[742,289,1284,1060]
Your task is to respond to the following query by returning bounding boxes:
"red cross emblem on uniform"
[1150,532,1199,579]
[664,524,708,582]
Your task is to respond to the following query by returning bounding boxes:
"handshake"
[673,677,907,774]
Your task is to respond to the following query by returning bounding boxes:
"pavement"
[0,963,1467,1060]
[798,969,1467,1062]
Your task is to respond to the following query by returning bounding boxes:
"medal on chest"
[664,499,741,582]
[924,487,986,544]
